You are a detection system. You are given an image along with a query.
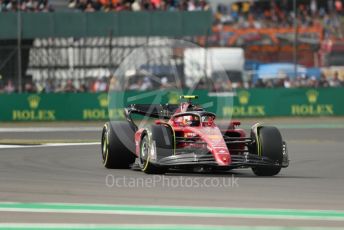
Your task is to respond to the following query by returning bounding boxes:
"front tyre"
[101,122,136,169]
[139,134,166,174]
[251,126,283,176]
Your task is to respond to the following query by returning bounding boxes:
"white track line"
[0,207,344,222]
[0,224,341,230]
[0,142,100,149]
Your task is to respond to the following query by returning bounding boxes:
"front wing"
[154,137,289,169]
[156,152,289,169]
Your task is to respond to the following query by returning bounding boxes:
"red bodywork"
[134,102,246,167]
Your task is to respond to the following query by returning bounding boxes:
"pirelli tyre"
[139,125,173,174]
[251,126,283,176]
[101,121,136,169]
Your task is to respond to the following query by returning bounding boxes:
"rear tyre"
[101,121,136,169]
[251,126,283,176]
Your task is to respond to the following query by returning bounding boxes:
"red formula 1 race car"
[101,95,289,176]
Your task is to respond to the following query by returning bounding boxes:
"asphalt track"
[0,120,344,229]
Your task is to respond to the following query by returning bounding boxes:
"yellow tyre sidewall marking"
[103,123,109,166]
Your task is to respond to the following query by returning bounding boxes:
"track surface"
[0,123,344,228]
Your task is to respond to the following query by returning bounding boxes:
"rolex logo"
[27,95,40,109]
[98,94,108,108]
[306,90,319,104]
[237,91,250,105]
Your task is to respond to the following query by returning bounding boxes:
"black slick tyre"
[101,121,136,169]
[251,126,283,176]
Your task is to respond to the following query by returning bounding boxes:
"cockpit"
[172,113,215,127]
[201,114,216,127]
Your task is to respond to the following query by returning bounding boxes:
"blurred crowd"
[68,0,210,12]
[0,75,182,93]
[0,0,210,12]
[208,72,344,92]
[252,73,344,89]
[1,72,343,94]
[214,0,343,38]
[0,0,53,12]
[0,78,107,93]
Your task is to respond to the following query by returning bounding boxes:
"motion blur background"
[1,2,344,229]
[0,0,344,121]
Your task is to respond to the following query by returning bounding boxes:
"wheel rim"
[140,136,149,168]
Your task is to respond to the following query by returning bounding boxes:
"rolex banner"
[0,88,342,121]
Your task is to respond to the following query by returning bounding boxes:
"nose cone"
[201,130,231,166]
[188,126,232,166]
[212,147,231,166]
[202,129,231,166]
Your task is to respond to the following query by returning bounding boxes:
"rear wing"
[124,104,179,129]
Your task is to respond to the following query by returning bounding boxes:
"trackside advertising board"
[0,88,343,121]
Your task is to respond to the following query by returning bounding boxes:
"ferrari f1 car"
[101,95,289,176]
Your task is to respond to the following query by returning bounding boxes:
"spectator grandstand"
[1,0,344,94]
[0,0,53,12]
[1,69,344,94]
[67,0,210,12]
[214,0,343,39]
